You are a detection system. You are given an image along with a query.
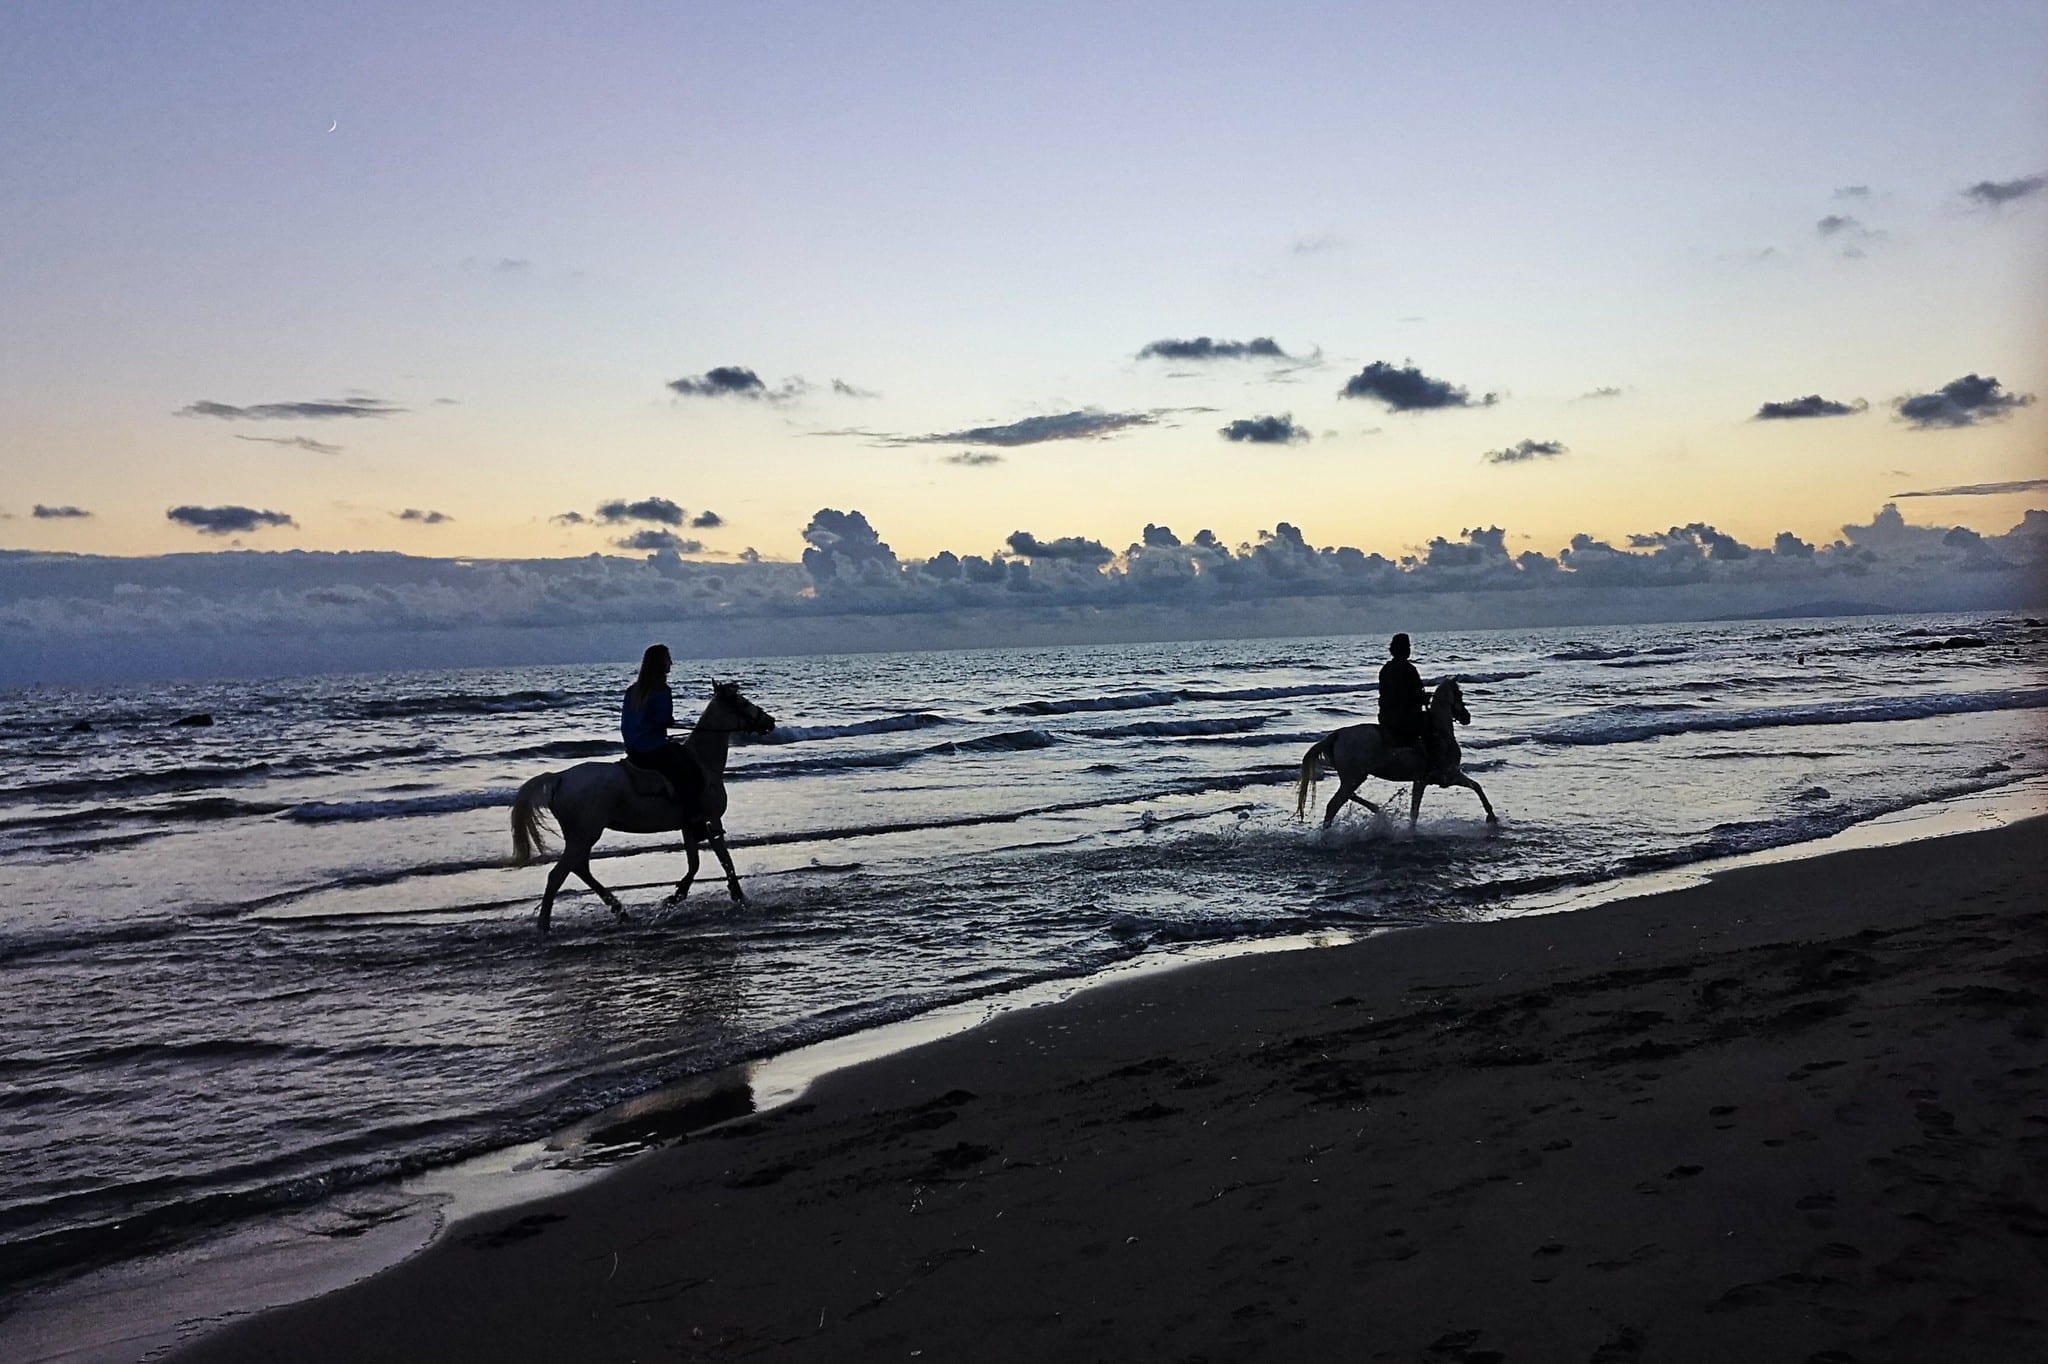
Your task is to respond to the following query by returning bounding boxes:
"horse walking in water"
[510,681,776,932]
[1294,678,1500,829]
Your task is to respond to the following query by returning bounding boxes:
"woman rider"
[621,644,706,804]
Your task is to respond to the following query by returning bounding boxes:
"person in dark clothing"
[621,644,706,805]
[1376,633,1436,772]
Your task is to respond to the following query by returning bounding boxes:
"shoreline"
[171,805,2048,1362]
[4,780,2045,1361]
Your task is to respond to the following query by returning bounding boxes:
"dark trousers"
[627,742,705,803]
[1379,716,1435,764]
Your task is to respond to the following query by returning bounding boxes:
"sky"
[2,2,2046,683]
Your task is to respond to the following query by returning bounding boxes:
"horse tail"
[510,772,560,867]
[1295,733,1339,820]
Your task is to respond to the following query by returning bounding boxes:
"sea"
[3,610,2045,1332]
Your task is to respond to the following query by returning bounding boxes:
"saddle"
[619,759,677,801]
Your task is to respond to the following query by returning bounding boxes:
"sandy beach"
[165,815,2048,1362]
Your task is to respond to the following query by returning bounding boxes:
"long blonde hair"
[628,644,671,708]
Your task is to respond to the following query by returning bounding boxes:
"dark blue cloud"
[1482,438,1568,465]
[234,434,344,454]
[907,410,1156,447]
[1895,374,2035,429]
[1006,531,1114,565]
[1755,394,1866,420]
[944,451,1004,466]
[691,510,724,528]
[167,505,295,535]
[177,397,401,420]
[33,504,91,519]
[394,508,453,524]
[1138,336,1291,362]
[1964,175,2045,207]
[596,497,687,526]
[1339,361,1495,411]
[1220,414,1310,444]
[667,366,768,398]
[614,529,702,553]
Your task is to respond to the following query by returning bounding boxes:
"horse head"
[1432,677,1471,726]
[710,680,778,736]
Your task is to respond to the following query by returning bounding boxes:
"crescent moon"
[326,120,338,133]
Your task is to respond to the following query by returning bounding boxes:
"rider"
[622,644,706,803]
[1376,633,1437,774]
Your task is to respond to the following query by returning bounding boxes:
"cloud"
[1815,213,1884,257]
[830,379,879,398]
[691,510,723,528]
[166,505,295,535]
[1895,374,2035,429]
[1137,337,1291,362]
[1006,531,1114,566]
[394,508,453,524]
[801,508,897,580]
[1626,522,1753,561]
[667,366,768,398]
[1483,438,1568,465]
[550,511,589,526]
[33,504,91,519]
[1220,414,1310,445]
[12,502,2045,685]
[595,496,686,526]
[178,397,403,421]
[1754,394,1867,420]
[1578,386,1625,400]
[613,529,702,553]
[666,366,813,403]
[1834,185,1871,199]
[1892,477,2048,499]
[234,434,345,455]
[1290,234,1346,256]
[944,451,1004,467]
[1963,175,2045,208]
[901,410,1158,447]
[1339,361,1495,411]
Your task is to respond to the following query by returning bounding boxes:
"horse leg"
[665,828,702,906]
[537,857,573,934]
[707,833,745,902]
[1451,773,1500,824]
[1323,777,1362,828]
[1347,790,1382,815]
[1408,780,1426,827]
[568,845,629,922]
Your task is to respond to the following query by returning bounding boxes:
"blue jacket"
[622,684,675,753]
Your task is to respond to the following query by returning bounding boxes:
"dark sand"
[181,821,2048,1362]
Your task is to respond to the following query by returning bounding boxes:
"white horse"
[510,681,776,932]
[1294,678,1499,829]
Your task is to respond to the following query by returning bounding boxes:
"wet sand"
[181,819,2048,1362]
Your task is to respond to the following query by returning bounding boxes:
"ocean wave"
[757,712,950,743]
[351,689,574,720]
[500,737,617,762]
[1528,686,2048,747]
[0,795,288,836]
[1080,715,1274,740]
[1002,690,1183,716]
[0,742,440,808]
[285,790,518,823]
[1180,682,1373,703]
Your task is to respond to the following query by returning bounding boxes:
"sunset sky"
[3,4,2047,683]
